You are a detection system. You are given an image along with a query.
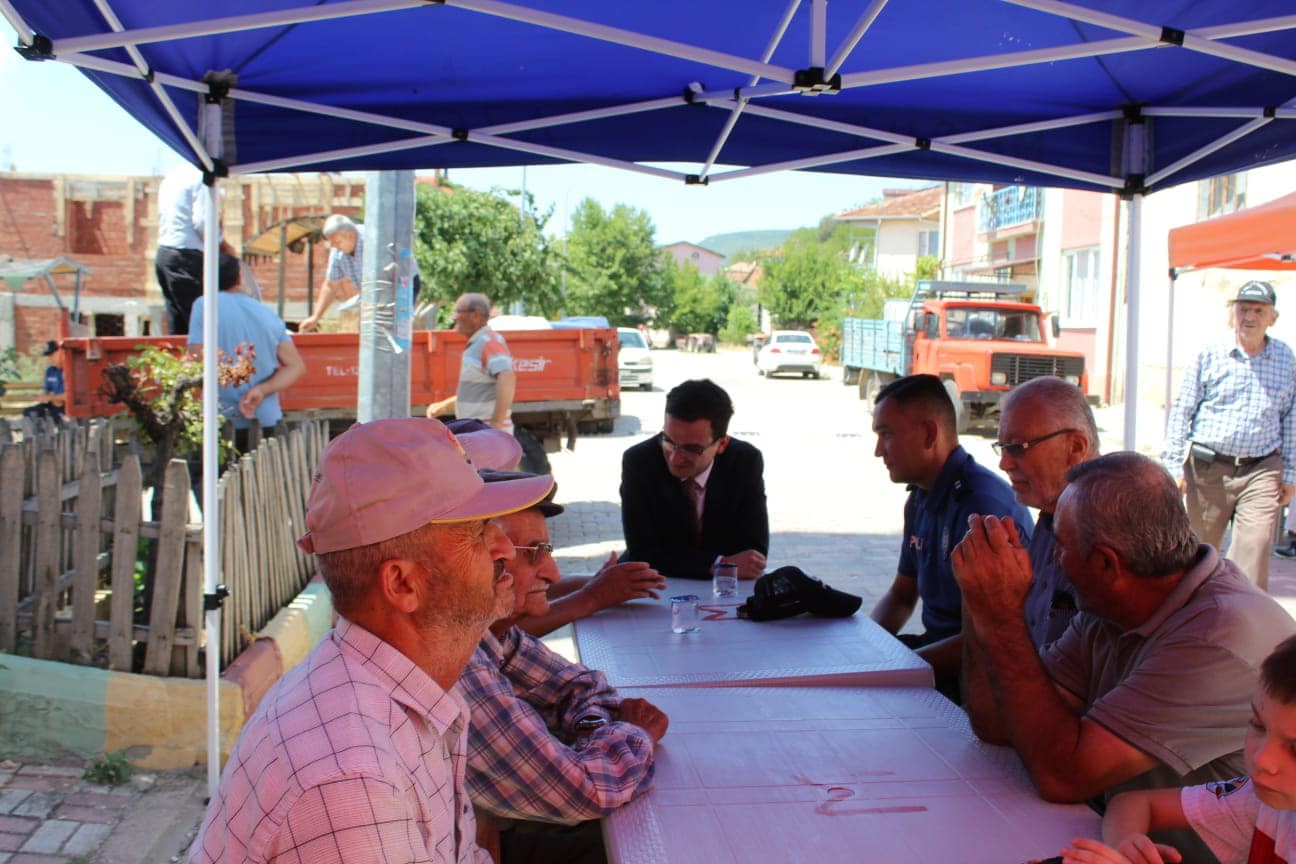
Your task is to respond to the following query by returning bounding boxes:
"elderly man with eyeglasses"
[619,378,769,580]
[460,467,667,864]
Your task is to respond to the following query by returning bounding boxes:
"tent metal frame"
[5,0,1296,795]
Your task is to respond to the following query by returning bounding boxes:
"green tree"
[720,287,759,345]
[668,264,732,334]
[563,199,670,325]
[757,241,857,329]
[413,185,560,317]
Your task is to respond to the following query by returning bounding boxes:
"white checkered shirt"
[189,618,489,864]
[1162,336,1296,484]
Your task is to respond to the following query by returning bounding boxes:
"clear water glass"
[712,561,739,598]
[670,594,700,633]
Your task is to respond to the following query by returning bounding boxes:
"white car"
[757,330,823,378]
[617,327,653,390]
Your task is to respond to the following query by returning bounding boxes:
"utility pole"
[357,170,415,422]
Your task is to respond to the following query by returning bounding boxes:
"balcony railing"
[977,186,1041,233]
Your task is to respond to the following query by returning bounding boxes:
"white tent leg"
[1123,192,1143,449]
[202,178,222,800]
[1165,273,1176,427]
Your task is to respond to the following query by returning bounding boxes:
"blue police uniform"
[897,446,1033,641]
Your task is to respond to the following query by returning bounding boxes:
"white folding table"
[604,686,1098,864]
[573,577,932,688]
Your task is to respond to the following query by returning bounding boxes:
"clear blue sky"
[0,20,923,245]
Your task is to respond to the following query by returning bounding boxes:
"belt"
[1190,443,1277,468]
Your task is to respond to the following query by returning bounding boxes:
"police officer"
[870,373,1032,700]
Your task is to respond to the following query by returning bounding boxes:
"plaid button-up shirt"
[1162,336,1296,484]
[460,627,656,824]
[190,618,488,864]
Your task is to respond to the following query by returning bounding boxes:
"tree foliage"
[563,199,670,325]
[413,185,561,317]
[757,241,858,329]
[667,263,733,334]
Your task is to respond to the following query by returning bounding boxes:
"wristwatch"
[574,714,609,736]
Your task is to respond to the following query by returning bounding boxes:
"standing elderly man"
[620,378,768,581]
[870,373,1030,698]
[991,376,1100,649]
[953,452,1295,859]
[1162,280,1296,589]
[426,293,517,432]
[462,467,667,863]
[154,165,233,335]
[299,214,363,332]
[189,418,554,864]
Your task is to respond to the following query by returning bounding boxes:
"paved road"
[546,346,1007,614]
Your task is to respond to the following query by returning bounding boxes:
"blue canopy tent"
[4,0,1294,789]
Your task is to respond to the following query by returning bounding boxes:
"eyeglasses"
[512,543,554,564]
[660,432,720,458]
[991,428,1077,458]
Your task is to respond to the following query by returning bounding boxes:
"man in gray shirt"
[953,452,1295,857]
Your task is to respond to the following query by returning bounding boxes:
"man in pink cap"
[189,417,554,864]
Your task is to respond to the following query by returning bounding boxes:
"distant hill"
[697,230,792,261]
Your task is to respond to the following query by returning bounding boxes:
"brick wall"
[0,171,427,354]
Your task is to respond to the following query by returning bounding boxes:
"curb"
[0,577,334,770]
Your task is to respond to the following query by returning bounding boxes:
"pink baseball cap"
[455,426,523,471]
[297,417,554,555]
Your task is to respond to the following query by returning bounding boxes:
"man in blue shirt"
[871,373,1031,701]
[1161,280,1296,590]
[188,253,306,451]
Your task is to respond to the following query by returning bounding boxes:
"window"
[1198,173,1247,220]
[918,229,940,258]
[952,183,978,207]
[93,313,125,337]
[1061,247,1100,325]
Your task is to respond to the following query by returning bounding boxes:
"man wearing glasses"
[963,376,1100,652]
[461,469,667,863]
[620,378,769,580]
[870,374,1030,701]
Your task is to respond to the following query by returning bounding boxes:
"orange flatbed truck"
[58,327,620,452]
[840,280,1087,431]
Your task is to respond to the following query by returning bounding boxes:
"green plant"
[84,750,132,786]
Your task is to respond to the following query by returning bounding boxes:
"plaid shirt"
[460,627,655,824]
[190,618,488,864]
[1162,336,1296,484]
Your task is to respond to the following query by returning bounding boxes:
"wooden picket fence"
[0,417,328,676]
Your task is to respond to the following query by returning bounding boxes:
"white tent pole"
[199,91,225,801]
[709,142,914,181]
[0,0,34,43]
[201,185,222,798]
[1195,14,1296,40]
[231,137,453,175]
[481,96,686,136]
[809,0,827,68]
[1001,0,1296,78]
[1165,272,1176,428]
[465,135,689,180]
[53,0,424,54]
[939,110,1123,143]
[1145,117,1273,187]
[826,0,889,78]
[932,141,1125,189]
[1145,106,1296,119]
[840,35,1150,89]
[1124,191,1143,450]
[89,0,214,171]
[700,0,801,180]
[449,0,794,82]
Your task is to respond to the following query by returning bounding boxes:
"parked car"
[756,330,823,378]
[617,327,653,390]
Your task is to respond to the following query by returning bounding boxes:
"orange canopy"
[1169,192,1296,273]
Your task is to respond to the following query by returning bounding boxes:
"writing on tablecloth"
[697,603,742,621]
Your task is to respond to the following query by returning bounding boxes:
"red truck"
[58,327,620,457]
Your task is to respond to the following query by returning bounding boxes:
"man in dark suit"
[620,379,768,580]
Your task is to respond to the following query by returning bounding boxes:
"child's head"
[1247,635,1296,810]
